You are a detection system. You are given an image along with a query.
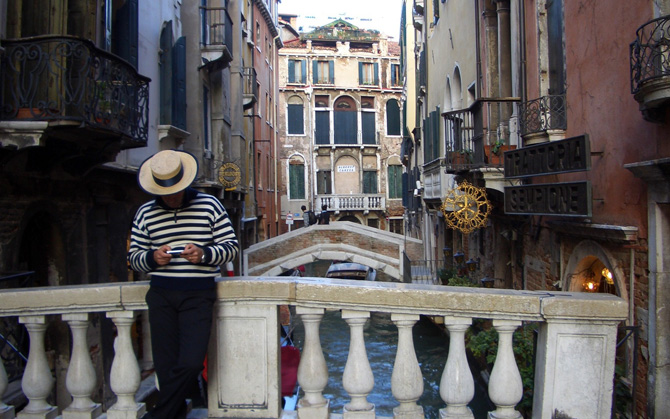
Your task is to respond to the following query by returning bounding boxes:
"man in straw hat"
[128,150,239,419]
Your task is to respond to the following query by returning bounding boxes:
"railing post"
[296,306,329,419]
[488,320,522,419]
[0,357,15,419]
[391,313,424,419]
[138,313,153,371]
[62,313,102,419]
[439,316,474,419]
[18,315,57,419]
[341,310,375,418]
[106,311,145,419]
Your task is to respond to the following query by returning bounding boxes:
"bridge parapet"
[0,278,627,419]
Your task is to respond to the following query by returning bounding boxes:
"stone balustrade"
[0,277,628,419]
[317,194,386,212]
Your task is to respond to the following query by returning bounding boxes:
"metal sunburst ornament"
[440,181,492,234]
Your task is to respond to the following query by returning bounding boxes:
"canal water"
[290,262,493,418]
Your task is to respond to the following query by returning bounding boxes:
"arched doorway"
[563,240,625,299]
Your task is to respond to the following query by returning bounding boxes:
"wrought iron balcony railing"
[201,6,234,53]
[0,35,150,147]
[630,15,670,95]
[518,94,566,136]
[442,98,520,172]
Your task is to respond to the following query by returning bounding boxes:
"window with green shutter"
[315,110,330,144]
[387,165,402,199]
[289,160,305,199]
[363,171,378,194]
[288,59,306,84]
[386,99,401,136]
[362,112,376,144]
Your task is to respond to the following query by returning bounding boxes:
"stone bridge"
[243,221,423,279]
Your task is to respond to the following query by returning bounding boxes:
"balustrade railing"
[0,277,627,419]
[317,194,385,212]
[0,35,150,145]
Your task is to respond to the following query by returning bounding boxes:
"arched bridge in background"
[243,222,423,280]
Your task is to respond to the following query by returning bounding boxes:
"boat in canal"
[325,262,376,281]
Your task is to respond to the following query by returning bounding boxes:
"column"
[296,306,329,419]
[391,313,424,419]
[106,311,145,419]
[488,320,522,419]
[439,317,474,419]
[62,313,102,419]
[17,315,57,419]
[342,310,374,419]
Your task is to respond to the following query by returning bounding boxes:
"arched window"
[288,155,305,199]
[386,99,401,136]
[287,96,304,135]
[334,96,358,144]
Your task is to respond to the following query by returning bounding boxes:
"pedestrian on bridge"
[128,150,239,419]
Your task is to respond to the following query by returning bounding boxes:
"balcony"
[0,36,150,172]
[242,67,258,110]
[442,98,520,174]
[200,6,234,72]
[317,194,386,212]
[630,15,670,122]
[518,94,567,143]
[0,277,627,418]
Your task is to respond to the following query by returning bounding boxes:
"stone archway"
[563,240,628,303]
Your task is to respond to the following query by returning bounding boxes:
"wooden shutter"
[315,111,330,144]
[112,0,138,68]
[172,36,187,130]
[288,60,296,83]
[362,112,376,144]
[160,22,173,125]
[287,104,304,134]
[328,60,334,84]
[386,100,401,136]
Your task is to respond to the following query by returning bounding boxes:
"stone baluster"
[0,356,15,419]
[341,310,375,418]
[139,312,153,371]
[488,320,522,419]
[296,306,329,419]
[106,311,145,419]
[62,313,101,419]
[439,316,474,419]
[18,315,57,419]
[390,313,424,419]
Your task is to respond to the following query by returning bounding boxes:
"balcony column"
[62,314,102,419]
[296,306,330,419]
[488,320,522,419]
[342,310,375,419]
[18,315,57,419]
[439,317,474,419]
[106,311,145,419]
[0,357,15,419]
[139,312,153,371]
[390,313,424,419]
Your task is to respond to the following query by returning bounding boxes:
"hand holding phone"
[166,249,183,255]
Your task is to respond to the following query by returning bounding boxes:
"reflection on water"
[290,310,492,418]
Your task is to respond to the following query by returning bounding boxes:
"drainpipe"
[629,248,635,325]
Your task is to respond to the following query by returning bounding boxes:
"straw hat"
[138,150,198,195]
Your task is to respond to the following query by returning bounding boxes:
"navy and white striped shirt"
[128,188,239,289]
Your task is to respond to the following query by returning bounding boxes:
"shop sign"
[504,181,592,217]
[504,134,590,178]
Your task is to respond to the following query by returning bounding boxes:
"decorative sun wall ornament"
[440,180,492,234]
[218,162,241,189]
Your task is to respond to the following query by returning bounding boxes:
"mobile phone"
[166,249,183,255]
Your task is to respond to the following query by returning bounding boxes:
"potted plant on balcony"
[449,149,473,166]
[485,140,515,165]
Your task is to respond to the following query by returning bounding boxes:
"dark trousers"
[145,286,216,419]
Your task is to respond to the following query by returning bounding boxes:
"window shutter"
[159,22,173,125]
[288,60,295,83]
[315,111,330,144]
[112,0,139,68]
[374,63,379,85]
[172,36,187,131]
[287,104,304,134]
[334,111,357,144]
[289,164,305,199]
[362,112,376,144]
[328,60,334,84]
[386,100,400,136]
[313,60,319,84]
[359,62,363,85]
[301,60,307,84]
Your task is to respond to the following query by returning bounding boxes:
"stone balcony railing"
[0,277,627,419]
[317,194,385,213]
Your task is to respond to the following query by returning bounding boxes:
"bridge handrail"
[0,277,628,419]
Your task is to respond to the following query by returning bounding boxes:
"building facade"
[403,0,670,417]
[0,0,279,409]
[277,19,404,232]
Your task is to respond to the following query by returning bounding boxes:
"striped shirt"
[128,188,239,289]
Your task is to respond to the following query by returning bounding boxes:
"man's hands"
[154,244,205,265]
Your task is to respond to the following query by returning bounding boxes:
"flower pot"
[485,145,516,166]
